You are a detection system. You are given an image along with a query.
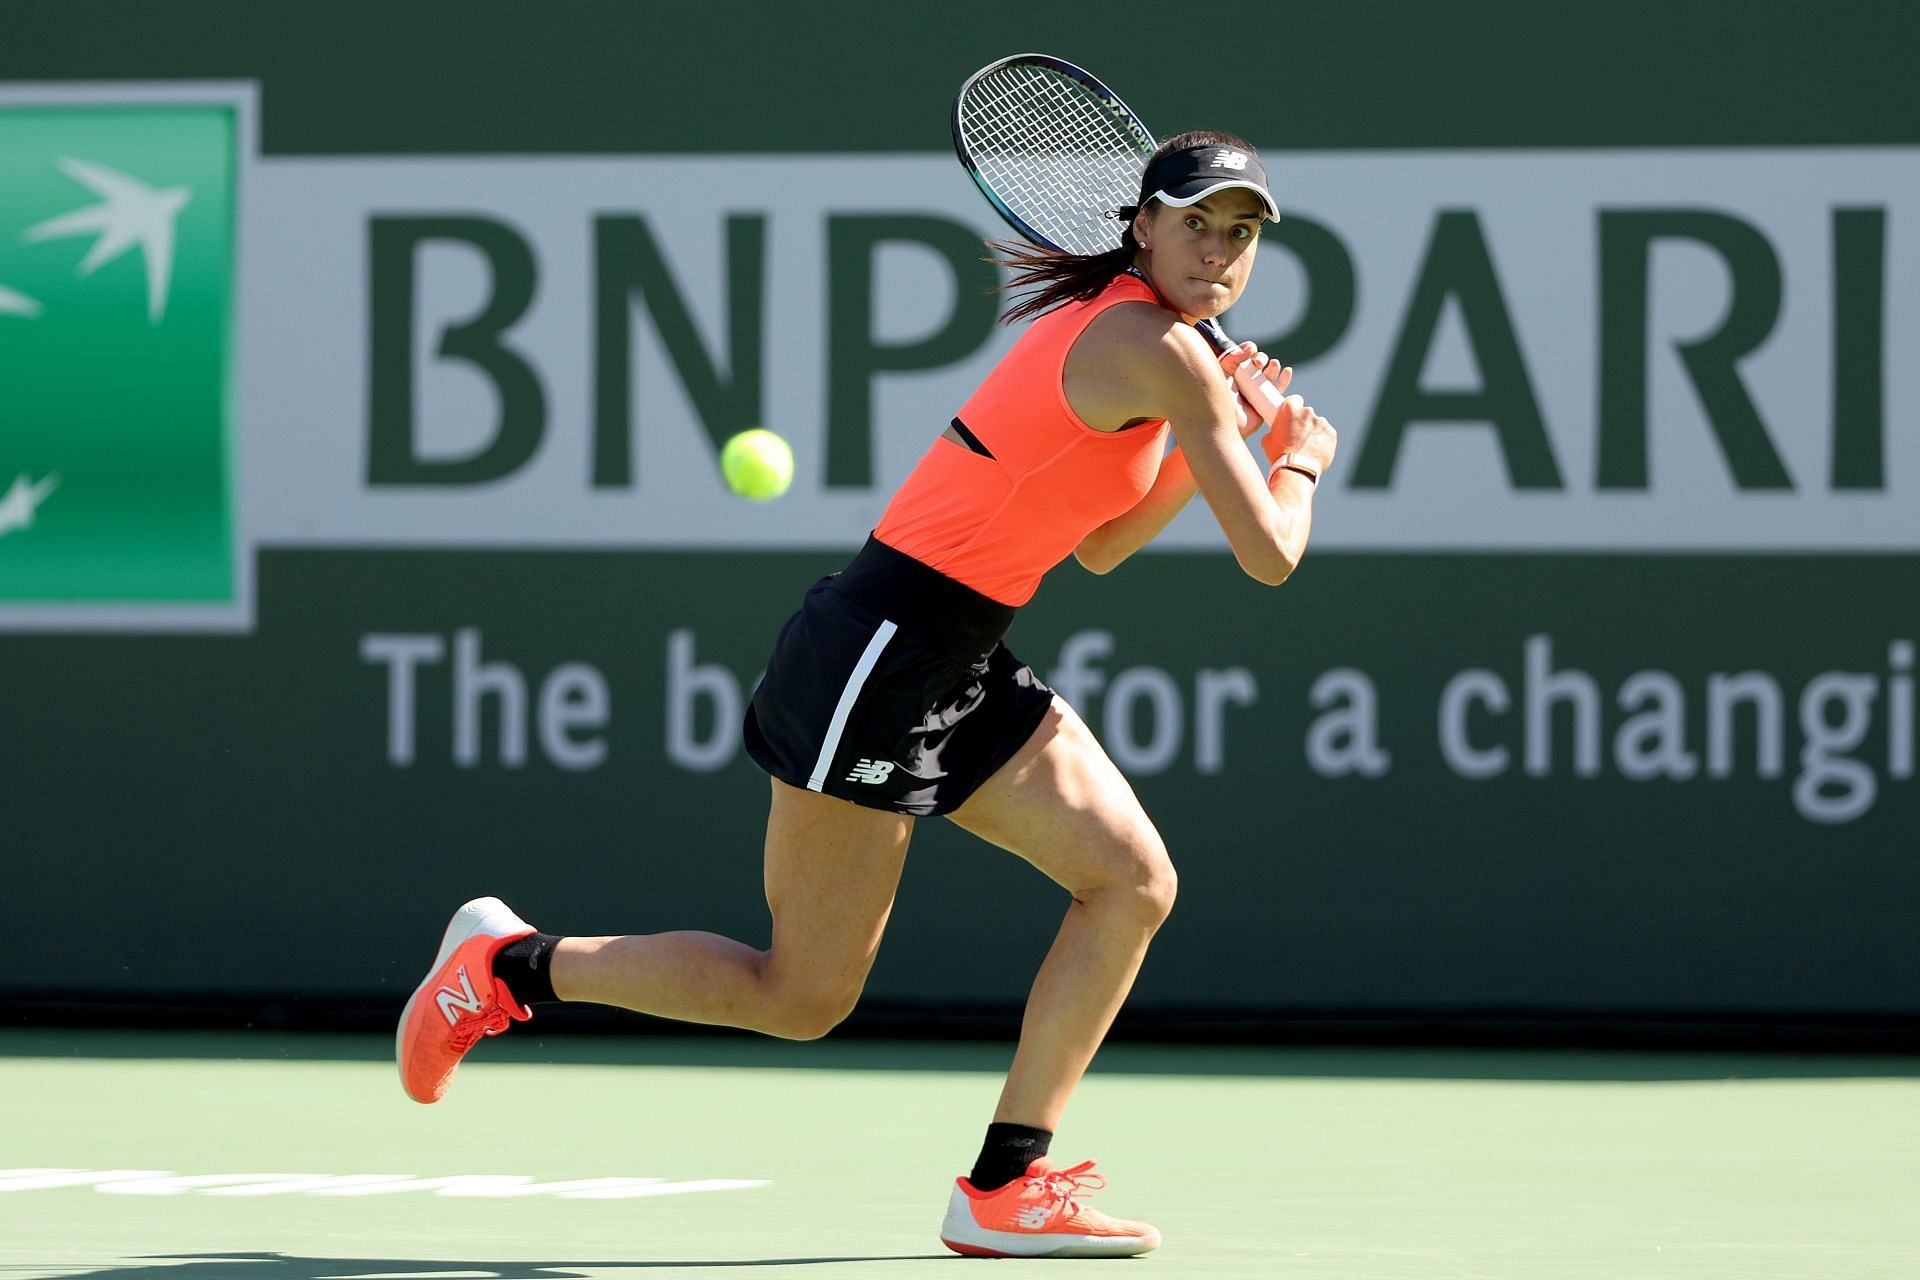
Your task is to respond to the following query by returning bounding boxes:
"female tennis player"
[398,131,1336,1259]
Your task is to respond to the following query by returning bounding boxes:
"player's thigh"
[762,776,914,993]
[946,696,1174,906]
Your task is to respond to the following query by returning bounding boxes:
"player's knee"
[1131,848,1178,927]
[1088,832,1177,928]
[762,982,861,1041]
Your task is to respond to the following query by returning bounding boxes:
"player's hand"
[1262,393,1338,478]
[1219,342,1291,439]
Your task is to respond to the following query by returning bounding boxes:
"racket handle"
[1231,360,1285,426]
[1194,318,1285,427]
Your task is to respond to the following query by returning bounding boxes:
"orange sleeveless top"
[873,274,1170,606]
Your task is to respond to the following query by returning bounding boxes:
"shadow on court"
[1,1026,1916,1081]
[30,1254,955,1279]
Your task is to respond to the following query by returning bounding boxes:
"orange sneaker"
[939,1158,1161,1258]
[395,896,536,1104]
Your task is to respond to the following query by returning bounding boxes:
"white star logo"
[21,157,192,324]
[0,473,60,540]
[0,283,41,318]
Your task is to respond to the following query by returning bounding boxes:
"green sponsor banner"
[2,549,1913,1016]
[1,8,1915,1036]
[0,105,235,604]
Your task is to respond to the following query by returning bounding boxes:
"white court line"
[0,1168,768,1199]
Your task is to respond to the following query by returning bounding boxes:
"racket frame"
[951,52,1157,260]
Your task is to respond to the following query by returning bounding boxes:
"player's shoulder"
[1081,300,1218,385]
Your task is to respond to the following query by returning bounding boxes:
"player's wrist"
[1266,453,1321,486]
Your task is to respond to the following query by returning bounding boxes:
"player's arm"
[1072,452,1192,576]
[1074,340,1287,573]
[1073,313,1334,584]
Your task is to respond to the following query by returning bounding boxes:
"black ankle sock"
[491,932,564,1006]
[969,1123,1053,1191]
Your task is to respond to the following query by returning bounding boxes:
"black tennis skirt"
[742,536,1056,817]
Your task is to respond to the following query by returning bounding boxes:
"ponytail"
[991,209,1140,326]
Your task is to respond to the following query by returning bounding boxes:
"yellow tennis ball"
[720,429,793,501]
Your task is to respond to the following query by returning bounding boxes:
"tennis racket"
[951,52,1286,425]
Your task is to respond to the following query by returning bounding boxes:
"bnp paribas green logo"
[0,104,236,617]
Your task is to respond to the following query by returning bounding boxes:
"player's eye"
[1230,225,1252,241]
[1183,216,1204,232]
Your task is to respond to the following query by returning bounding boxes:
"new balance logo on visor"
[1210,149,1250,171]
[845,759,896,785]
[434,967,486,1025]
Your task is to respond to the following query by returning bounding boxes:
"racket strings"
[958,64,1154,256]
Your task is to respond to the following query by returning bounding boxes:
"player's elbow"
[1239,549,1297,587]
[1074,537,1122,575]
[1234,508,1304,586]
[1235,529,1299,586]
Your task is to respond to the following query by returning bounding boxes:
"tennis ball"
[720,428,793,501]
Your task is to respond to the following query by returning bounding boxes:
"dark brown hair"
[994,130,1258,325]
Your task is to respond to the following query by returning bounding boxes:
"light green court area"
[2,1030,1916,1279]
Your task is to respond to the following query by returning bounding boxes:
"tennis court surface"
[4,1029,1916,1279]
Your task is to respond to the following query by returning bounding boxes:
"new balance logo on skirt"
[845,759,895,784]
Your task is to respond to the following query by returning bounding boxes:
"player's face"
[1134,191,1266,322]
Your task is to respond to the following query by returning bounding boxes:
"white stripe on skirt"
[807,618,898,792]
